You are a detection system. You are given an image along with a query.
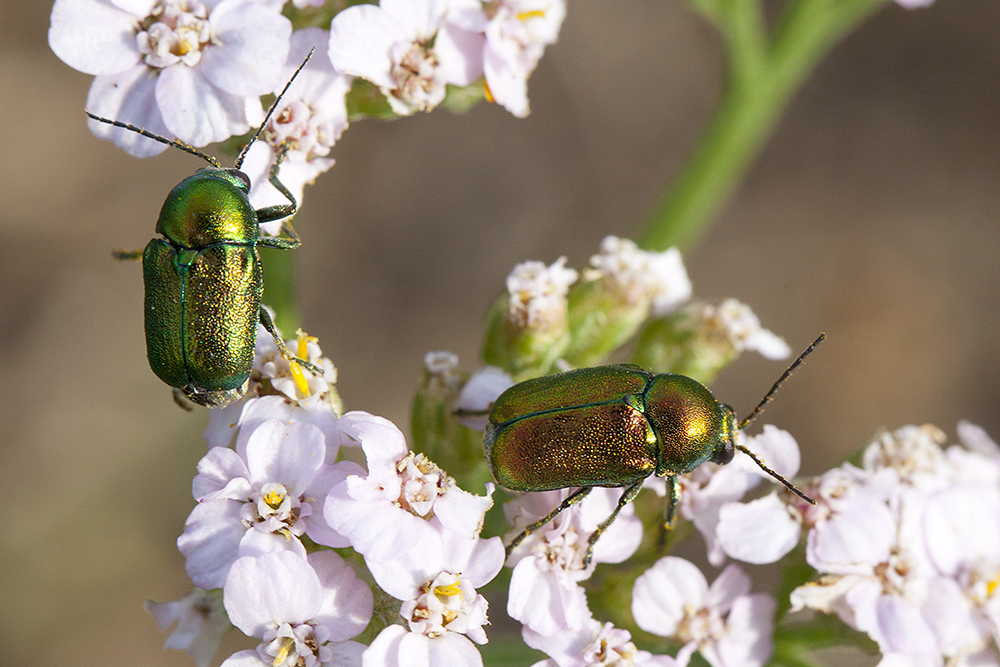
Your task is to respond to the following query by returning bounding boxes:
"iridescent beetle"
[89,51,321,408]
[485,334,824,566]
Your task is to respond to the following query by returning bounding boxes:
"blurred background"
[2,0,998,665]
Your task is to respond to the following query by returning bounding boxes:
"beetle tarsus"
[506,486,592,559]
[258,307,323,376]
[112,248,144,261]
[582,480,643,568]
[172,388,194,411]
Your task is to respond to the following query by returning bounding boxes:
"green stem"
[259,246,300,335]
[637,0,888,252]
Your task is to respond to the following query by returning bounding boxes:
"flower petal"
[632,557,707,637]
[223,552,322,636]
[717,494,801,564]
[50,0,141,75]
[201,0,291,95]
[309,551,373,642]
[86,66,171,157]
[156,64,248,146]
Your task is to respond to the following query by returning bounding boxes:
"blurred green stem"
[260,246,300,335]
[637,0,888,251]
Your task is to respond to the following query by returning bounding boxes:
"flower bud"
[633,298,790,384]
[482,257,578,380]
[564,237,690,367]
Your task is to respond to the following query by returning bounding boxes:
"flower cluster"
[690,421,1000,666]
[49,0,566,214]
[148,325,504,667]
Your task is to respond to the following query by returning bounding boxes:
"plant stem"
[637,0,888,251]
[260,246,300,335]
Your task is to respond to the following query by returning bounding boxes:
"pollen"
[271,637,294,666]
[434,581,462,598]
[517,10,546,20]
[262,485,287,508]
[287,329,319,397]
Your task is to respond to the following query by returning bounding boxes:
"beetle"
[88,51,322,408]
[485,333,825,566]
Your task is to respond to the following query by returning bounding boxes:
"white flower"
[361,529,505,667]
[178,419,360,589]
[204,325,343,449]
[328,0,459,115]
[670,425,803,565]
[791,482,988,661]
[323,412,495,562]
[50,0,291,156]
[698,299,790,360]
[454,366,514,431]
[584,237,692,314]
[506,257,579,328]
[145,588,229,667]
[525,618,677,667]
[505,488,642,636]
[441,0,566,117]
[632,557,775,667]
[243,28,352,232]
[222,551,371,667]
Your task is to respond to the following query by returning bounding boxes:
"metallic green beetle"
[485,334,824,566]
[90,53,321,408]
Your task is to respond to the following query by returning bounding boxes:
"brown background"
[1,0,998,665]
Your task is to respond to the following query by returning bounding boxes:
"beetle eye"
[227,169,251,190]
[714,437,735,465]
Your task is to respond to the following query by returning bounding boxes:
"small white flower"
[178,419,359,589]
[698,299,790,360]
[506,257,579,328]
[505,488,642,636]
[584,237,692,314]
[441,0,567,117]
[145,588,229,667]
[222,551,371,667]
[204,324,343,450]
[50,0,291,155]
[672,425,802,566]
[328,0,460,115]
[323,412,495,562]
[525,617,677,667]
[361,529,504,667]
[242,28,352,232]
[632,557,775,667]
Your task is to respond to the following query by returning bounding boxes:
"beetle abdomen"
[489,364,649,425]
[142,241,260,393]
[486,399,656,491]
[183,244,261,391]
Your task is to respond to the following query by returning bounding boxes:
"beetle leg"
[663,475,681,528]
[255,143,298,225]
[257,220,301,250]
[171,388,194,412]
[506,487,592,559]
[112,248,144,261]
[582,480,644,568]
[258,307,324,376]
[453,407,491,417]
[654,475,682,551]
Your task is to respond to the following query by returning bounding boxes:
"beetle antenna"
[738,332,826,430]
[83,112,222,167]
[736,443,816,504]
[235,47,315,170]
